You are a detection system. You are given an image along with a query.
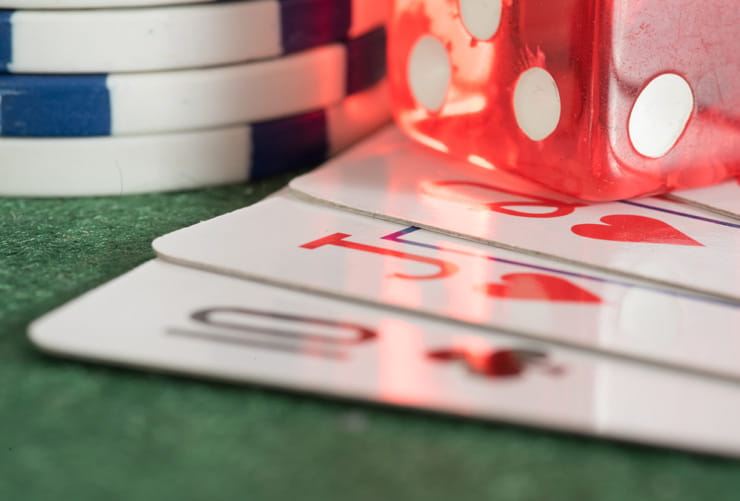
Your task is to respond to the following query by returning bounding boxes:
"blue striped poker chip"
[0,81,391,196]
[250,108,331,179]
[0,0,388,73]
[0,27,386,137]
[0,12,10,72]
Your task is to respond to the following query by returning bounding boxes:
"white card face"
[289,126,740,302]
[28,259,740,458]
[670,179,740,221]
[153,193,740,381]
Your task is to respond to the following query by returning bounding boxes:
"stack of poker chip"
[0,0,390,196]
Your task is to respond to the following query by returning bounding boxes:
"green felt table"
[2,173,740,500]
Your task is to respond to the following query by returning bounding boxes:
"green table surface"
[2,174,740,500]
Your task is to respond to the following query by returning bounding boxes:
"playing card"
[28,259,740,458]
[669,178,740,222]
[153,192,740,381]
[289,126,740,302]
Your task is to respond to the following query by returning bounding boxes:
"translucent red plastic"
[388,0,740,201]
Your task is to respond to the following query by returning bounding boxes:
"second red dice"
[389,0,740,201]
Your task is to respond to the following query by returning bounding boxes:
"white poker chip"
[0,81,390,197]
[0,0,210,7]
[0,0,389,73]
[0,27,386,137]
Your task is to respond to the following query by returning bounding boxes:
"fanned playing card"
[28,259,740,459]
[669,178,740,222]
[289,126,740,303]
[152,192,740,381]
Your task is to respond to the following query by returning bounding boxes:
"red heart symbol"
[571,215,703,246]
[427,348,524,377]
[479,273,601,303]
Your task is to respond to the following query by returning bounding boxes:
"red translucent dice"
[388,0,740,201]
